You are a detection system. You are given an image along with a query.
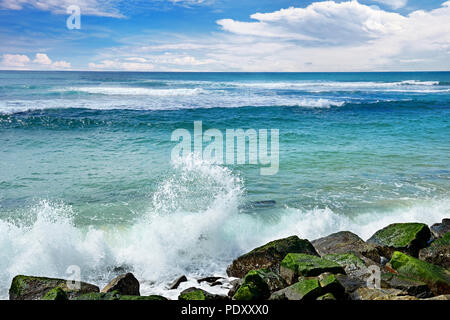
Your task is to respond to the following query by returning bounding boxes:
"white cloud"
[1,54,30,67]
[89,59,155,71]
[0,0,124,18]
[1,53,71,70]
[372,0,408,10]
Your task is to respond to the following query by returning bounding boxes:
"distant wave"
[53,87,206,96]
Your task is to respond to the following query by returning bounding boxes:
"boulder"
[388,251,450,295]
[381,273,432,298]
[419,232,450,268]
[318,272,345,299]
[334,274,367,294]
[280,253,345,285]
[232,269,286,300]
[312,231,380,263]
[41,287,68,300]
[169,275,187,290]
[430,219,450,239]
[197,276,223,284]
[269,277,322,300]
[178,287,227,300]
[322,253,370,279]
[367,223,431,258]
[9,275,99,300]
[226,236,318,278]
[227,279,242,297]
[350,287,417,300]
[101,273,140,296]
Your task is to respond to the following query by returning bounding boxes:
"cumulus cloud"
[0,0,124,18]
[88,59,155,71]
[1,53,71,69]
[372,0,408,10]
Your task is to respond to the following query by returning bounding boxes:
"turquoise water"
[0,71,449,298]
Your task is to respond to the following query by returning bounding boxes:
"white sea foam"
[0,158,448,299]
[56,87,205,96]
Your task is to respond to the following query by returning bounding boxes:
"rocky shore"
[7,219,450,301]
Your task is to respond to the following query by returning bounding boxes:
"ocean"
[0,71,449,298]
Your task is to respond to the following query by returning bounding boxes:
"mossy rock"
[323,253,366,271]
[269,277,322,300]
[9,275,99,300]
[233,269,283,300]
[381,273,432,298]
[368,223,431,257]
[419,232,450,268]
[389,251,450,295]
[318,273,345,298]
[76,291,121,300]
[119,295,168,300]
[316,292,336,300]
[178,287,226,301]
[226,236,318,278]
[430,219,450,239]
[41,287,68,300]
[280,253,345,284]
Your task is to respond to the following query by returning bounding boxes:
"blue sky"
[0,0,449,71]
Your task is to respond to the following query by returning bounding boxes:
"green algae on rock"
[232,269,286,300]
[419,232,450,269]
[269,277,322,300]
[41,287,68,300]
[226,236,318,278]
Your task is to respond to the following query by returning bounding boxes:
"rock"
[76,291,121,300]
[197,276,223,284]
[169,275,187,290]
[322,253,370,280]
[430,219,450,239]
[381,273,432,298]
[41,287,68,300]
[424,294,450,300]
[318,273,345,299]
[335,274,367,294]
[9,275,99,300]
[419,232,450,268]
[228,279,242,297]
[226,236,318,278]
[316,292,336,300]
[101,273,140,296]
[367,223,431,258]
[389,251,450,295]
[350,287,415,300]
[232,269,286,300]
[312,231,380,263]
[119,295,168,300]
[178,287,227,300]
[280,253,345,285]
[269,277,322,300]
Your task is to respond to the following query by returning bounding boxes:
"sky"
[0,0,449,71]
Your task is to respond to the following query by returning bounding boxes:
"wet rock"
[419,232,450,268]
[227,279,242,297]
[388,251,450,295]
[312,231,380,263]
[41,287,68,300]
[169,275,187,290]
[9,275,99,300]
[350,287,415,300]
[318,272,345,299]
[280,253,345,285]
[101,273,140,296]
[179,287,228,300]
[269,277,322,301]
[233,269,286,300]
[335,274,367,294]
[197,276,223,284]
[381,273,432,298]
[322,253,370,279]
[226,236,318,278]
[76,291,121,300]
[430,219,450,239]
[367,223,431,258]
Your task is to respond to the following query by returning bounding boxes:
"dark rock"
[335,274,366,294]
[228,279,242,297]
[280,253,345,285]
[169,275,187,290]
[318,272,345,299]
[419,232,450,268]
[101,273,140,296]
[178,287,228,300]
[226,236,318,278]
[316,292,336,300]
[41,287,68,300]
[388,251,450,295]
[430,219,450,239]
[197,276,223,284]
[119,295,168,300]
[269,277,322,300]
[312,231,380,263]
[381,273,432,298]
[76,291,121,300]
[367,223,431,258]
[9,275,99,300]
[322,253,369,278]
[233,269,286,300]
[350,287,416,300]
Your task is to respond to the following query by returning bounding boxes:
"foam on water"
[0,156,448,299]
